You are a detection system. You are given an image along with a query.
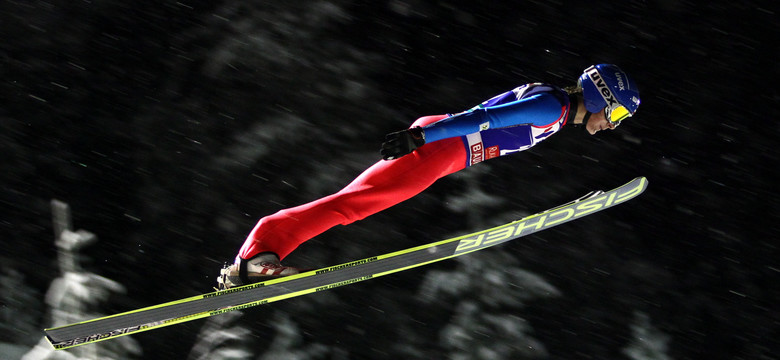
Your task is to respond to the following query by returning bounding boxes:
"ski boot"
[217,253,301,290]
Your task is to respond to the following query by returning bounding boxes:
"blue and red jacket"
[238,83,576,261]
[421,83,573,166]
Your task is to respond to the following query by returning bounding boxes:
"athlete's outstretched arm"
[422,93,566,142]
[381,93,566,160]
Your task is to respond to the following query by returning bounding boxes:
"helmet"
[578,64,641,126]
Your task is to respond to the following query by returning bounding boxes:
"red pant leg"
[238,115,466,260]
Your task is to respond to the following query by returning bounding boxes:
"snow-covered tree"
[622,312,672,360]
[22,201,141,360]
[417,250,561,359]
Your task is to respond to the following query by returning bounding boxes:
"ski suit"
[239,83,575,260]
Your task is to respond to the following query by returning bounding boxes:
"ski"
[45,176,648,350]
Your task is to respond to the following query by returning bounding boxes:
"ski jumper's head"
[578,64,641,128]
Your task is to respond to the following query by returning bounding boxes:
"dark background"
[2,1,778,359]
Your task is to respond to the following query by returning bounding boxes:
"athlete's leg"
[238,115,466,260]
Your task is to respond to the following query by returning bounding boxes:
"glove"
[380,126,426,160]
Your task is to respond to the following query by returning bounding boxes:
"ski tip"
[631,176,649,191]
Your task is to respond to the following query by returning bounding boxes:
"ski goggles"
[606,103,631,127]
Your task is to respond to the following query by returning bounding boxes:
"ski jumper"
[238,83,574,260]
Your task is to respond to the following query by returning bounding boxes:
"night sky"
[2,1,778,359]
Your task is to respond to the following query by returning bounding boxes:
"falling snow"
[2,1,777,359]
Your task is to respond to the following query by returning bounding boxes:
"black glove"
[380,127,426,160]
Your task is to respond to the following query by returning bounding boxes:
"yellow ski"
[45,176,648,350]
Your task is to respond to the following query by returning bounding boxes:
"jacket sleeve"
[421,93,565,143]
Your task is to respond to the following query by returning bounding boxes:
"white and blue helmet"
[578,64,641,126]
